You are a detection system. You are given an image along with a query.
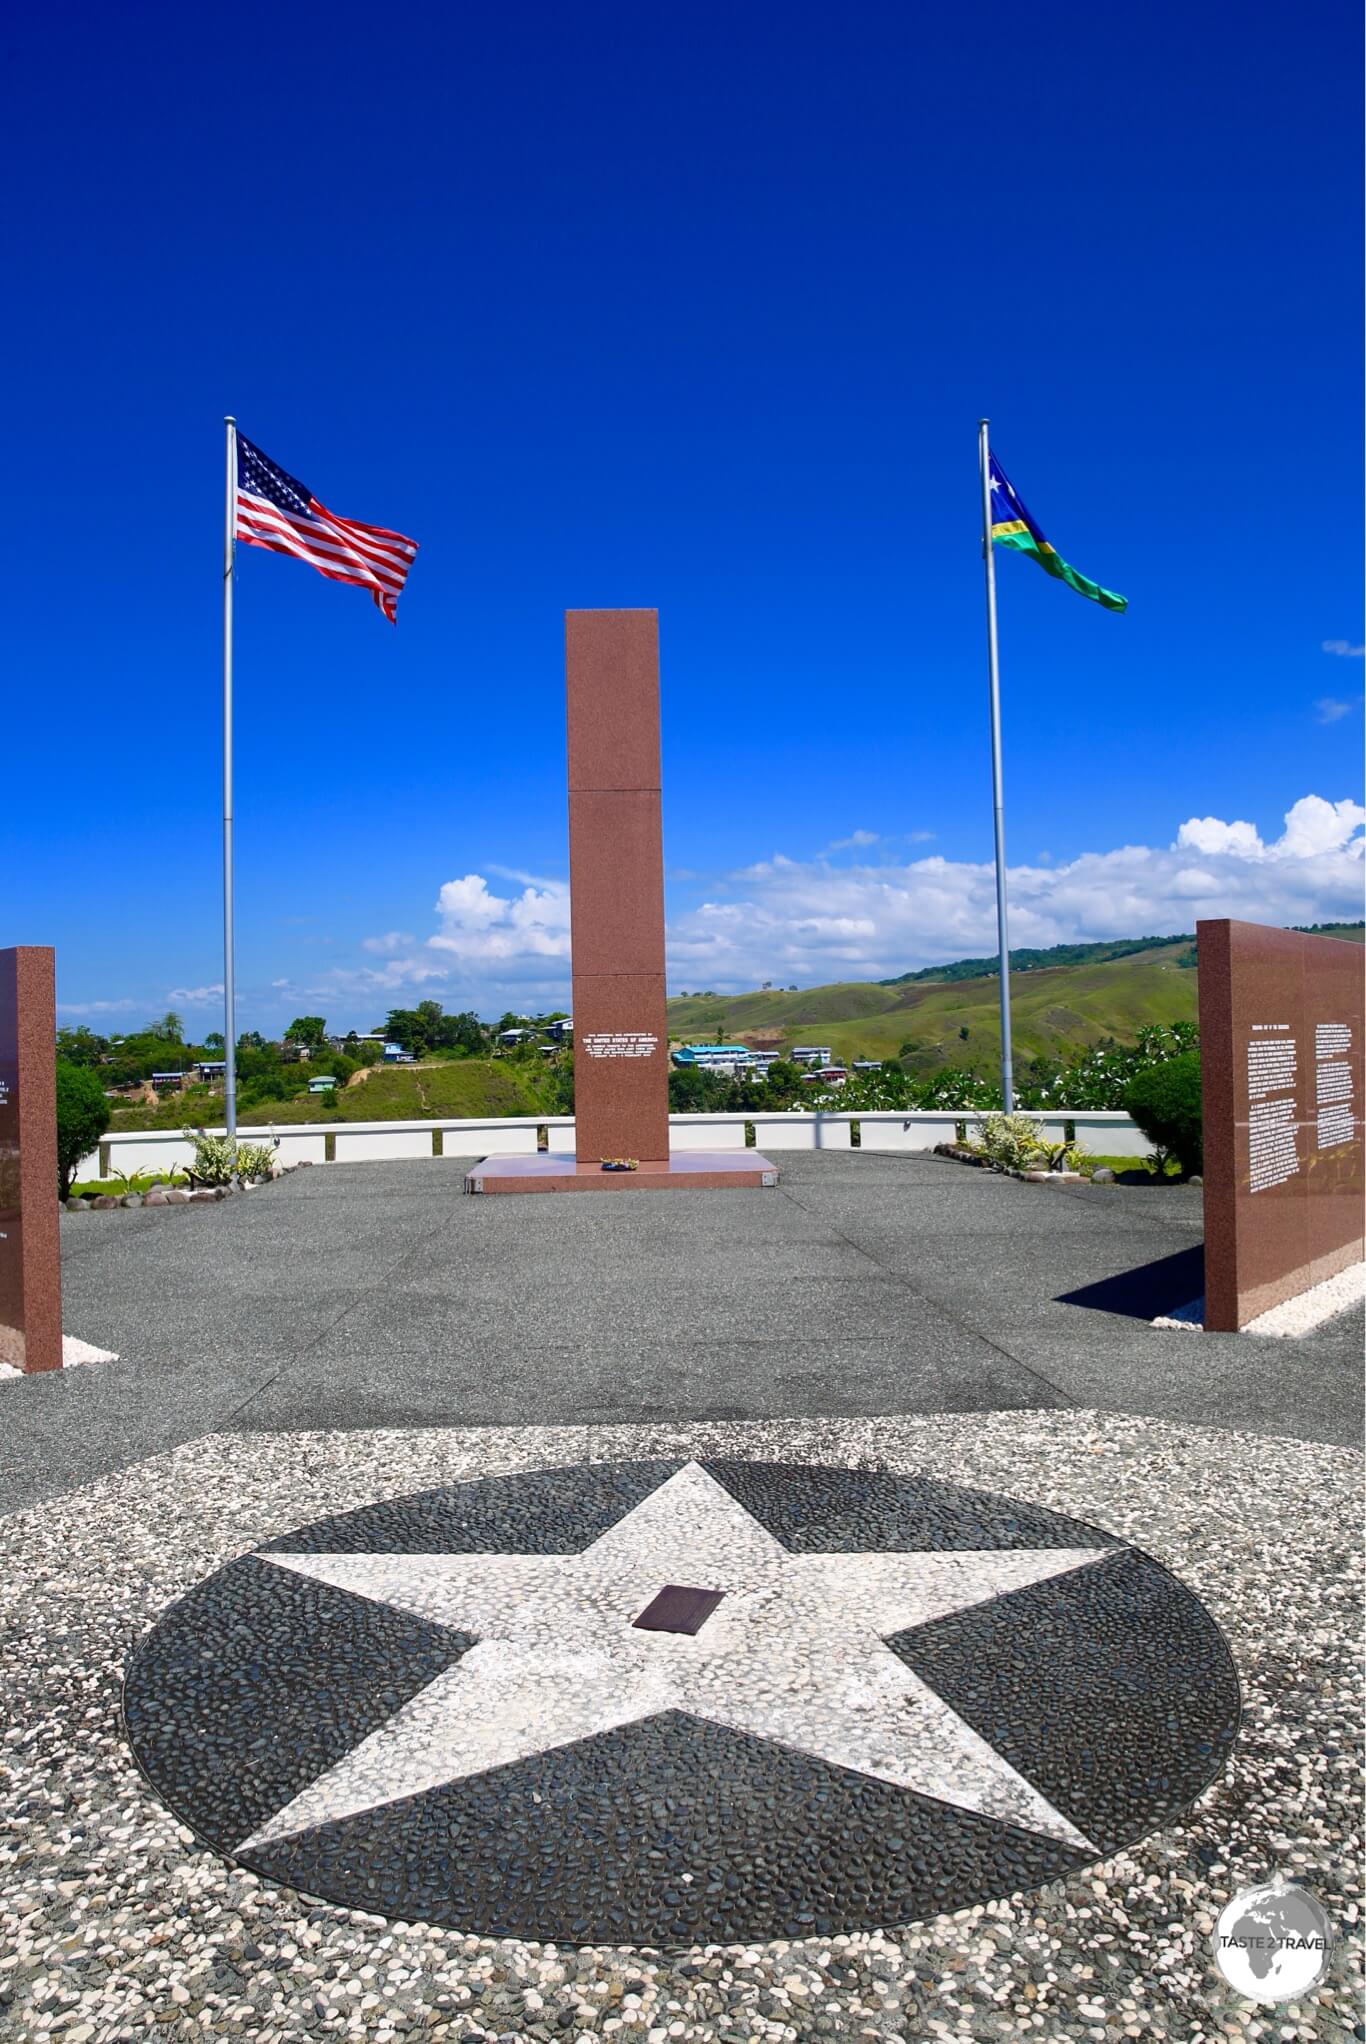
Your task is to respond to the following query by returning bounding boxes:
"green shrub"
[1125,1050,1203,1177]
[56,1060,111,1198]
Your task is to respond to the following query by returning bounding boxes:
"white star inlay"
[239,1463,1107,1856]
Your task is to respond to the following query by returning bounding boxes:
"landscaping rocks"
[61,1162,308,1217]
[935,1145,1087,1186]
[1091,1167,1115,1184]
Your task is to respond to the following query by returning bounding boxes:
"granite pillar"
[465,610,776,1193]
[0,946,63,1371]
[1198,918,1364,1330]
[567,609,671,1165]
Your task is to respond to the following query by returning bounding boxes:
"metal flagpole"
[978,418,1015,1112]
[223,416,238,1142]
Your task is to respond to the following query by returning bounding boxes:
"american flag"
[233,431,418,622]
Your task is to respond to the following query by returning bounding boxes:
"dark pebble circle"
[123,1457,1240,1945]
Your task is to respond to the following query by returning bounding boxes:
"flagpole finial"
[225,414,236,426]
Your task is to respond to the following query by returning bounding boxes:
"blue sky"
[6,0,1362,1034]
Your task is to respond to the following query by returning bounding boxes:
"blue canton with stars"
[236,433,313,515]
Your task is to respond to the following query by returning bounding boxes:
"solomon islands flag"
[989,453,1127,612]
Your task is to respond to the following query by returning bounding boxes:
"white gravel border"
[0,1332,120,1381]
[1152,1260,1365,1337]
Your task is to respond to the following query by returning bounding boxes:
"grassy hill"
[108,1055,553,1131]
[666,925,1364,1074]
[243,1059,552,1124]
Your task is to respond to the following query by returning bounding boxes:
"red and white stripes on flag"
[233,430,419,622]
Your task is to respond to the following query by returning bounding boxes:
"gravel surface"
[1,1412,1360,2042]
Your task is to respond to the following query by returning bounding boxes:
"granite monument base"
[465,1151,779,1194]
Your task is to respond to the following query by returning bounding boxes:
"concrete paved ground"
[5,1151,1360,1513]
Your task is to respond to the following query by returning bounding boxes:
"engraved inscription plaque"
[1198,919,1364,1330]
[1246,1025,1299,1194]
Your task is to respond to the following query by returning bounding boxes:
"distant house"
[382,1042,414,1063]
[150,1070,190,1092]
[673,1044,758,1075]
[195,1060,228,1084]
[498,1027,535,1046]
[308,1074,338,1094]
[790,1045,833,1068]
[543,1017,573,1043]
[852,1058,881,1073]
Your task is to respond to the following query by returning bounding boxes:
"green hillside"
[108,1055,552,1131]
[246,1059,550,1124]
[667,924,1363,1073]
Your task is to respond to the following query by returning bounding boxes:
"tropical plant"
[972,1111,1050,1170]
[234,1139,279,1179]
[185,1130,239,1185]
[185,1130,281,1184]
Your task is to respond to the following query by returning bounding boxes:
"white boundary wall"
[78,1108,1148,1180]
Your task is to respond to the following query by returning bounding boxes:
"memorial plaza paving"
[1,1154,1361,2042]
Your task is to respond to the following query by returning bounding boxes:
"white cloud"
[427,872,571,966]
[662,794,1366,987]
[333,795,1363,1010]
[1322,639,1365,657]
[1273,793,1365,859]
[1316,696,1356,724]
[310,956,451,998]
[1175,815,1263,857]
[361,930,416,954]
[166,983,224,1004]
[821,829,881,853]
[58,997,137,1016]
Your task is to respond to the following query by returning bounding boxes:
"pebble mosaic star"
[240,1463,1102,1857]
[124,1459,1241,1943]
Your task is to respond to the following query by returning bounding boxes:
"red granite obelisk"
[567,609,671,1165]
[0,946,63,1371]
[465,610,775,1192]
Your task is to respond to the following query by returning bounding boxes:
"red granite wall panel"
[0,946,63,1371]
[1198,919,1364,1330]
